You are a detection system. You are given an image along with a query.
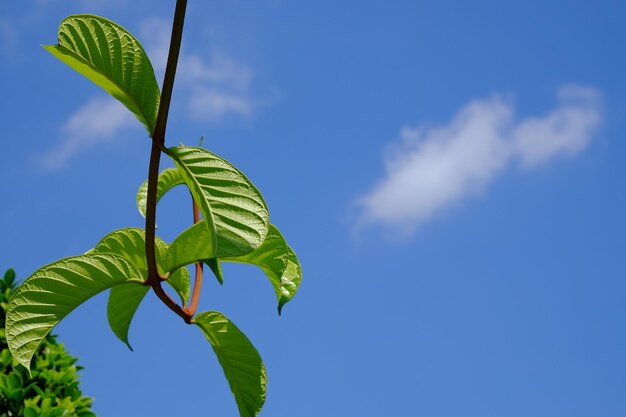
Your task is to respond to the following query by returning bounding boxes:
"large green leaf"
[167,146,270,258]
[167,223,301,313]
[43,14,160,135]
[5,254,145,370]
[224,225,302,314]
[194,311,266,417]
[92,228,191,348]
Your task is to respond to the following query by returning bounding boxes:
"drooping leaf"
[166,223,301,313]
[279,248,302,313]
[167,146,269,258]
[194,311,266,417]
[136,167,186,218]
[6,254,145,370]
[92,228,190,347]
[43,14,160,135]
[106,284,149,351]
[225,225,302,314]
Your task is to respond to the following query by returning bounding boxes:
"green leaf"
[167,266,191,305]
[92,228,191,348]
[93,228,150,275]
[166,146,270,258]
[24,407,38,417]
[206,258,223,285]
[166,223,301,313]
[5,254,145,370]
[193,311,266,417]
[162,222,212,272]
[3,268,15,285]
[159,224,224,283]
[224,225,302,314]
[106,284,149,351]
[93,228,190,302]
[43,14,160,135]
[136,167,186,218]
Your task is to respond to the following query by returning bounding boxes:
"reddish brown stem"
[152,283,192,323]
[184,200,203,316]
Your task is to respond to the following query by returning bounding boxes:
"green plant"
[4,2,301,416]
[1,269,96,417]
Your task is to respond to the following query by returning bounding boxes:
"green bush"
[0,269,96,417]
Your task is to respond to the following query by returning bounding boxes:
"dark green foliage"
[0,269,96,417]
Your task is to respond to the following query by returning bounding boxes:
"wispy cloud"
[40,98,136,170]
[140,18,257,123]
[356,85,602,237]
[40,16,258,170]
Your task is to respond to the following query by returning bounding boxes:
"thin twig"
[152,283,192,323]
[184,200,203,316]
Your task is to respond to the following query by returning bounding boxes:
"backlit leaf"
[206,258,223,285]
[6,254,145,370]
[136,168,186,218]
[166,146,270,258]
[92,228,190,348]
[162,221,212,272]
[92,227,190,302]
[194,311,266,417]
[166,223,301,313]
[43,14,160,135]
[225,225,302,314]
[107,266,190,350]
[106,284,148,351]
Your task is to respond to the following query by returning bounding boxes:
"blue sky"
[2,1,626,416]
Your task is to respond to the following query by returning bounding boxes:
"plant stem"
[145,0,188,285]
[184,199,204,316]
[144,0,191,322]
[153,283,192,324]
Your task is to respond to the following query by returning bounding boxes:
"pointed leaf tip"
[224,225,302,313]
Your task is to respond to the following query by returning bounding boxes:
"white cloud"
[40,98,136,170]
[140,18,257,123]
[188,88,254,121]
[357,85,602,237]
[512,85,602,168]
